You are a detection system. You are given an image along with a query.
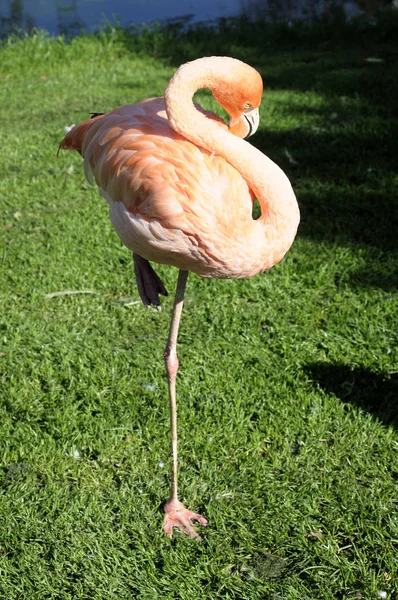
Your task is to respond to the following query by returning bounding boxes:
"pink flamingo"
[59,56,300,540]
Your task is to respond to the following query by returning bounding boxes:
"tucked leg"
[163,269,208,540]
[133,252,168,308]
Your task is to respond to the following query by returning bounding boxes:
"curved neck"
[164,58,300,268]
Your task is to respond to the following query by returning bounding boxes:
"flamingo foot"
[133,253,168,309]
[163,498,208,540]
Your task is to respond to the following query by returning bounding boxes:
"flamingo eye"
[243,102,253,112]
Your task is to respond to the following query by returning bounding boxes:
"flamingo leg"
[133,253,168,308]
[163,269,208,540]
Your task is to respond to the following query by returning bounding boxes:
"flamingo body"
[61,98,293,278]
[99,101,256,278]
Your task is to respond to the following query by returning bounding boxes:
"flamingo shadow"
[305,362,398,430]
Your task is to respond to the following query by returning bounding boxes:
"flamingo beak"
[243,107,259,138]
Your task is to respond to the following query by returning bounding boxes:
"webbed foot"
[164,498,208,540]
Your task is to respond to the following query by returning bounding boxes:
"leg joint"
[164,346,179,382]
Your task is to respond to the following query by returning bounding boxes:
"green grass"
[1,19,398,599]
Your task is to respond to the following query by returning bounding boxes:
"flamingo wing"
[60,98,255,277]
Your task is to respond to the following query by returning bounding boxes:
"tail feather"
[57,113,105,157]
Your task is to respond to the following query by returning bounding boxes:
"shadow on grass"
[248,54,397,282]
[255,128,397,245]
[305,362,398,429]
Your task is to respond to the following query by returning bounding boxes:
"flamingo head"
[210,61,263,139]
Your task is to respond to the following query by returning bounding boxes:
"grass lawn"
[0,18,397,599]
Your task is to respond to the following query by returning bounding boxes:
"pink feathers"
[60,57,299,278]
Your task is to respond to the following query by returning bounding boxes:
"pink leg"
[163,270,208,540]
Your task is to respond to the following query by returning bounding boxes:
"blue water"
[0,0,242,37]
[0,0,368,38]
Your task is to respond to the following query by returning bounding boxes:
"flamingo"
[59,56,300,540]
